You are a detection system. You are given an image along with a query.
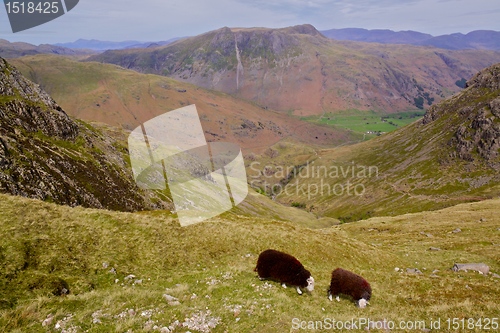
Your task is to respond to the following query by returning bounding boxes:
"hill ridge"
[87,24,500,115]
[0,57,171,211]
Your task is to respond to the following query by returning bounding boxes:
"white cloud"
[0,0,498,44]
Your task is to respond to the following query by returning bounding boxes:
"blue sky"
[1,0,499,44]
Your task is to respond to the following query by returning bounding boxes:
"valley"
[0,21,499,333]
[88,25,500,116]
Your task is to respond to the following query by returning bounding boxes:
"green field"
[302,110,426,137]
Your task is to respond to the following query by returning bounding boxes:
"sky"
[1,0,499,45]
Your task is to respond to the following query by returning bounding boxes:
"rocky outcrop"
[0,57,171,211]
[0,63,79,142]
[423,63,500,163]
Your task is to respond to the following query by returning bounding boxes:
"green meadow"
[302,110,426,137]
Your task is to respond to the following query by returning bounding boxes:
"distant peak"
[282,24,323,37]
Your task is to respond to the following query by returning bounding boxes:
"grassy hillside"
[10,55,355,154]
[0,193,498,332]
[275,63,500,220]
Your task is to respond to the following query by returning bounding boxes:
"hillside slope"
[0,193,498,332]
[11,55,354,153]
[87,24,500,115]
[0,57,170,211]
[275,63,500,220]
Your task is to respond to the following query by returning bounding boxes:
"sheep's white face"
[306,276,315,292]
[358,298,369,308]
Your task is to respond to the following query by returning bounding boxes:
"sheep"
[328,268,371,308]
[254,249,314,295]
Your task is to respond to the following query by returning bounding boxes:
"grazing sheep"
[328,268,371,308]
[254,249,314,295]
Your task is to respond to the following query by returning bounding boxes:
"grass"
[301,110,426,136]
[0,193,499,332]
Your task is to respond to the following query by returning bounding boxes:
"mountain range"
[40,28,500,52]
[54,38,181,51]
[87,24,500,115]
[321,28,500,51]
[0,39,93,58]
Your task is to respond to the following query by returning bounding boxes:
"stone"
[406,268,423,275]
[452,263,490,275]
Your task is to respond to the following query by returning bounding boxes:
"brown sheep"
[328,268,371,308]
[254,249,314,294]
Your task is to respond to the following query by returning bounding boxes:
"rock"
[452,228,462,233]
[109,268,117,274]
[163,294,177,302]
[160,327,171,333]
[480,217,487,222]
[102,262,109,269]
[452,263,490,275]
[41,314,53,327]
[144,319,154,330]
[394,267,400,272]
[420,232,433,238]
[163,294,181,306]
[406,268,423,275]
[124,274,136,281]
[429,247,441,251]
[491,273,500,279]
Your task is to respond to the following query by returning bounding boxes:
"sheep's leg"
[336,296,340,302]
[296,287,303,295]
[258,277,264,281]
[281,283,287,288]
[328,293,333,301]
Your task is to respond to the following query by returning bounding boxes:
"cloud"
[0,0,499,44]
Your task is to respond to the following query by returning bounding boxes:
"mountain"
[273,63,500,220]
[320,28,432,44]
[54,39,142,50]
[321,28,500,51]
[0,57,171,211]
[421,30,500,51]
[125,37,184,49]
[55,38,181,51]
[0,39,94,58]
[11,54,355,153]
[86,24,500,115]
